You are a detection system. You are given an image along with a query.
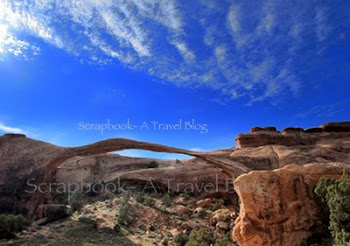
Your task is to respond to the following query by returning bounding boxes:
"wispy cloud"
[0,0,347,104]
[296,100,350,119]
[0,122,27,134]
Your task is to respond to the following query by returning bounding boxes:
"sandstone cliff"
[233,163,350,246]
[1,122,350,246]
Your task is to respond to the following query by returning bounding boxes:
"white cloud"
[314,7,331,41]
[0,0,343,104]
[171,40,195,62]
[0,122,27,134]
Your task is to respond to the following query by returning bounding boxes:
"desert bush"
[215,234,233,246]
[211,199,225,211]
[314,170,350,245]
[183,192,194,201]
[147,161,159,168]
[174,233,189,246]
[0,214,27,239]
[135,192,145,203]
[143,197,155,207]
[193,209,207,219]
[70,190,85,212]
[162,193,173,207]
[186,228,214,246]
[46,206,70,223]
[113,223,121,233]
[117,193,134,226]
[79,216,97,228]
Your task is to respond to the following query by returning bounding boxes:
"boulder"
[216,221,229,232]
[169,228,180,237]
[196,198,212,208]
[174,205,190,216]
[211,209,231,225]
[174,197,186,206]
[232,163,350,246]
[180,220,202,231]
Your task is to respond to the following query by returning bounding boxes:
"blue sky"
[0,0,349,158]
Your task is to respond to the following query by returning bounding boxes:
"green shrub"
[135,192,145,203]
[186,228,214,246]
[70,190,85,212]
[162,193,173,207]
[46,206,70,223]
[117,193,134,226]
[0,214,27,239]
[78,216,97,228]
[314,170,350,245]
[174,233,189,246]
[211,199,225,211]
[183,193,193,201]
[143,197,155,207]
[113,223,121,233]
[147,161,159,168]
[193,209,207,219]
[215,235,233,246]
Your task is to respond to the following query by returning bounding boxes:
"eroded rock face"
[321,122,350,132]
[1,121,350,225]
[232,163,350,246]
[236,132,317,148]
[250,127,277,133]
[237,122,350,148]
[281,127,304,134]
[0,134,236,220]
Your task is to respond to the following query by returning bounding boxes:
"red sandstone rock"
[232,163,350,246]
[321,122,350,132]
[250,126,277,133]
[282,127,304,134]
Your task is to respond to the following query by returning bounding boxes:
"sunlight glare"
[0,24,8,53]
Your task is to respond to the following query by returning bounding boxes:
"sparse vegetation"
[215,233,234,246]
[117,193,134,226]
[46,205,70,223]
[183,192,193,201]
[143,197,155,207]
[147,161,159,168]
[193,209,207,219]
[162,193,173,207]
[186,228,214,246]
[0,214,27,239]
[174,233,189,246]
[211,199,225,211]
[70,190,85,212]
[113,223,121,233]
[313,170,350,245]
[135,192,145,203]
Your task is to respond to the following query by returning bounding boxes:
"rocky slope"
[1,122,350,245]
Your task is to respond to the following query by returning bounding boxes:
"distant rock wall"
[236,122,350,148]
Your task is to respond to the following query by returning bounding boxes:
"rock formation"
[233,163,350,246]
[0,134,238,220]
[1,121,350,245]
[236,122,350,148]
